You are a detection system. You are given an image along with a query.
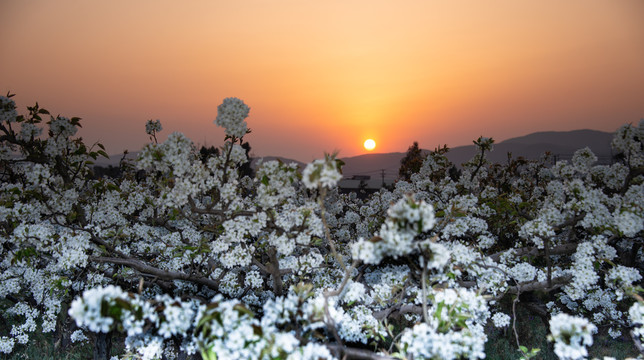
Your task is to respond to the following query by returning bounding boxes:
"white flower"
[629,302,644,343]
[518,218,554,249]
[387,195,436,234]
[49,116,78,137]
[0,96,18,123]
[548,313,596,360]
[70,329,88,343]
[421,241,450,270]
[509,262,537,283]
[302,155,342,190]
[341,282,366,304]
[215,97,250,138]
[145,119,162,135]
[287,342,336,360]
[68,285,128,333]
[352,196,438,265]
[17,123,42,141]
[614,211,643,238]
[491,312,511,328]
[608,327,621,339]
[571,147,597,172]
[606,265,642,290]
[0,336,15,354]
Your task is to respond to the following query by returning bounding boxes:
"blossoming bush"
[0,92,643,360]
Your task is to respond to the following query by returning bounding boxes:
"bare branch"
[373,304,423,321]
[326,344,396,360]
[489,243,578,263]
[509,274,572,294]
[631,329,644,355]
[91,256,220,290]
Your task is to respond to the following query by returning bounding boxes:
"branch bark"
[91,256,220,290]
[489,243,578,263]
[373,304,423,321]
[325,344,396,360]
[509,274,572,295]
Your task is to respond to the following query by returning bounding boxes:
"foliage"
[1,92,644,360]
[399,141,427,181]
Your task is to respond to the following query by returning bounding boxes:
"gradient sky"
[1,0,643,162]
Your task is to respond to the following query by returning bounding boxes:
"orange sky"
[1,0,643,162]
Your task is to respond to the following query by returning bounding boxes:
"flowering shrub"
[0,92,643,359]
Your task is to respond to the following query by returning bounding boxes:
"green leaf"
[434,302,444,319]
[114,297,133,311]
[12,247,38,265]
[252,324,263,336]
[107,183,120,192]
[233,303,254,317]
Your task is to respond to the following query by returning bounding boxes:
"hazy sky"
[1,0,643,162]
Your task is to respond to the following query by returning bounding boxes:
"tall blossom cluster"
[0,94,643,360]
[215,97,250,138]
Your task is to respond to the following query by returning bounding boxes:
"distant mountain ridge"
[339,129,614,181]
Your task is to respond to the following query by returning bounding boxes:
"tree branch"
[91,256,220,290]
[325,344,396,360]
[489,243,578,263]
[373,304,423,321]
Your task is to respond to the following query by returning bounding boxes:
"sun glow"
[364,139,376,151]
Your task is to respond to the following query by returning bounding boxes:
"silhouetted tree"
[239,141,254,178]
[448,165,461,182]
[199,145,220,163]
[92,165,121,179]
[399,141,426,181]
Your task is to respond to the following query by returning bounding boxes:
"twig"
[421,256,429,324]
[91,256,220,290]
[325,344,396,360]
[318,188,347,272]
[512,291,522,349]
[373,304,423,321]
[322,260,359,348]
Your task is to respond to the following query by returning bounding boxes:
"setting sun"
[364,139,376,151]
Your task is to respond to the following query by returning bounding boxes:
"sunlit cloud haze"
[1,0,643,161]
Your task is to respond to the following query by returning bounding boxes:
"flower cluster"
[548,313,596,360]
[629,302,644,344]
[145,119,162,135]
[301,154,343,190]
[351,195,440,265]
[215,97,250,138]
[67,285,337,360]
[491,312,511,328]
[398,288,489,360]
[49,116,78,137]
[0,96,18,123]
